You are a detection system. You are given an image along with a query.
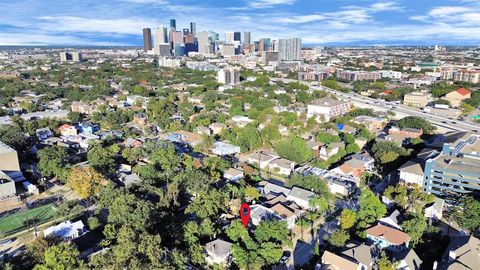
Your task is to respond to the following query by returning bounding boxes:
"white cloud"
[36,16,160,35]
[369,1,402,11]
[248,0,296,8]
[429,6,471,17]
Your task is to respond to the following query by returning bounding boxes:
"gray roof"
[394,249,422,270]
[398,160,424,176]
[439,236,480,270]
[263,182,291,197]
[0,141,16,155]
[340,241,374,267]
[205,239,233,257]
[288,186,314,201]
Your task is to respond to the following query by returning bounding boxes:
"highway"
[314,85,480,132]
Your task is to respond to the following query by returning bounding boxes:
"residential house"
[269,158,295,176]
[319,142,345,160]
[438,235,480,270]
[378,210,403,231]
[339,241,375,270]
[231,115,254,128]
[123,138,143,148]
[209,123,226,135]
[80,121,100,134]
[270,203,297,229]
[35,128,53,141]
[71,101,93,114]
[398,148,439,187]
[260,182,291,197]
[287,186,314,210]
[319,251,365,270]
[393,249,422,270]
[365,224,411,253]
[278,125,289,136]
[58,124,78,136]
[167,130,203,147]
[43,220,88,241]
[353,116,387,131]
[445,87,471,107]
[423,197,444,221]
[132,113,148,125]
[331,159,365,178]
[205,239,233,266]
[223,168,244,182]
[243,149,279,169]
[349,153,375,171]
[250,205,282,226]
[194,126,212,136]
[212,142,241,156]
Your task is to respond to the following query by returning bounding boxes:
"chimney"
[448,251,456,262]
[212,244,216,253]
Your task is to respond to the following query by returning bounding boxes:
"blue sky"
[0,0,479,46]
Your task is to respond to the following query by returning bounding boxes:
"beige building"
[403,91,432,108]
[0,141,21,173]
[445,87,471,107]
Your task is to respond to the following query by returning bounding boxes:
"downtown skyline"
[0,0,479,46]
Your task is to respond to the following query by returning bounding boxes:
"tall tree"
[339,209,357,230]
[358,189,387,225]
[33,242,86,270]
[68,166,106,199]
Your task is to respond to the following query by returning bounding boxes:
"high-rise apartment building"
[278,38,301,61]
[190,22,196,37]
[243,31,251,45]
[234,32,241,42]
[153,26,168,55]
[217,67,240,85]
[143,28,152,52]
[225,32,234,44]
[169,19,176,30]
[198,31,211,55]
[60,52,82,62]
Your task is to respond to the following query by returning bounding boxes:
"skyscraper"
[169,19,176,30]
[278,38,301,61]
[143,28,152,52]
[153,26,168,56]
[243,31,251,45]
[190,22,196,37]
[234,32,241,43]
[183,29,190,36]
[225,32,234,44]
[198,31,211,55]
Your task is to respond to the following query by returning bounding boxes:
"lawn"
[0,204,57,235]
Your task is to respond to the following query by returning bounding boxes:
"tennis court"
[0,204,57,235]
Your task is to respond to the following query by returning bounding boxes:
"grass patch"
[0,204,57,235]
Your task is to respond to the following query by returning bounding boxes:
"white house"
[268,158,295,176]
[398,160,424,186]
[205,239,233,265]
[287,186,314,210]
[43,220,87,241]
[223,168,244,182]
[424,197,444,220]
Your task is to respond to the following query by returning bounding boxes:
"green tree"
[87,144,119,175]
[185,189,227,220]
[275,136,314,163]
[245,185,260,200]
[398,116,434,134]
[383,185,408,209]
[33,242,86,270]
[339,209,357,230]
[38,146,69,180]
[455,196,480,234]
[401,214,427,246]
[358,189,387,225]
[377,252,397,270]
[328,229,349,248]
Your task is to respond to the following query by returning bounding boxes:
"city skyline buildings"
[142,28,152,52]
[1,0,480,46]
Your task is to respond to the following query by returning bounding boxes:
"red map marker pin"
[239,203,251,228]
